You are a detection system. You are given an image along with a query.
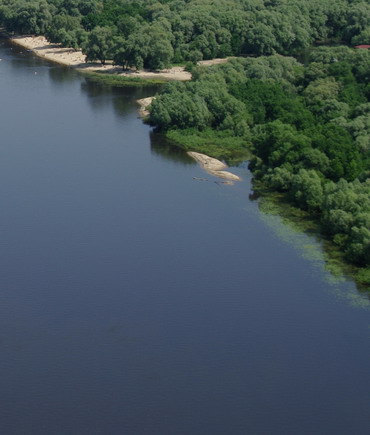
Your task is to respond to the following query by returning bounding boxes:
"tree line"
[1,0,370,68]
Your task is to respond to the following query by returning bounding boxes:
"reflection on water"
[79,78,159,118]
[150,130,195,165]
[48,64,79,85]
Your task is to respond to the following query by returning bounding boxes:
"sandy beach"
[10,35,193,80]
[11,35,86,66]
[10,35,230,81]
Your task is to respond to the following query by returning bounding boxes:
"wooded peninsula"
[0,0,369,284]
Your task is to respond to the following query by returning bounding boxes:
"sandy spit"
[188,151,241,182]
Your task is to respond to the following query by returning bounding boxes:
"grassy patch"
[84,71,168,87]
[166,128,251,164]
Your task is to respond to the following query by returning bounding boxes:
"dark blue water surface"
[1,39,370,435]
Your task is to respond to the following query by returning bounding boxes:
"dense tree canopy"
[1,0,370,67]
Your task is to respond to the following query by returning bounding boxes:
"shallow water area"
[0,39,370,435]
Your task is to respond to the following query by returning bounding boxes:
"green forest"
[1,0,370,67]
[0,0,369,283]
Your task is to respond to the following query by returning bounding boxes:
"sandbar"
[188,151,241,181]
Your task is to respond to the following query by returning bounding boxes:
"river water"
[1,39,370,435]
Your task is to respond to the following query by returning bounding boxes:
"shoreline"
[9,35,191,80]
[9,35,230,81]
[9,35,194,80]
[10,34,240,182]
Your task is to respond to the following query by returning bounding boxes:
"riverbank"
[10,35,192,80]
[10,33,245,167]
[10,35,230,82]
[253,183,370,290]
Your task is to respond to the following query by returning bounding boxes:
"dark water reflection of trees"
[149,131,195,166]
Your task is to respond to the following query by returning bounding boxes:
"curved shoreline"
[10,35,240,183]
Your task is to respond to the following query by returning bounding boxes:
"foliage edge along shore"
[0,0,369,286]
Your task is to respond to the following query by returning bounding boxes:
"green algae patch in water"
[255,191,370,303]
